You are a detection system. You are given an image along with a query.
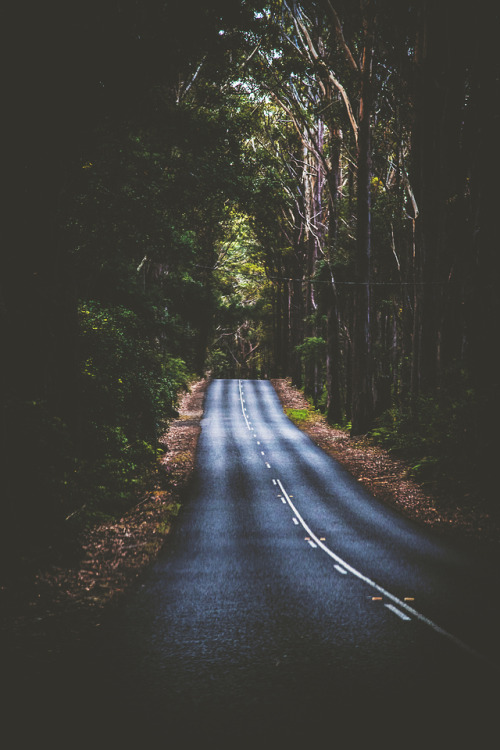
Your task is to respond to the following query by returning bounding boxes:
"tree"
[351,0,376,434]
[1,0,260,551]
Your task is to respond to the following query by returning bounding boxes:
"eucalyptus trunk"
[351,3,375,435]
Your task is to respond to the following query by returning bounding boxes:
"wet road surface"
[10,379,500,747]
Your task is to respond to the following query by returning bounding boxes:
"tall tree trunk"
[289,278,304,387]
[273,277,284,377]
[351,2,375,435]
[410,1,458,398]
[465,4,500,505]
[325,144,343,424]
[326,279,342,423]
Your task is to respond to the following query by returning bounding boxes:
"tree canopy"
[2,0,499,558]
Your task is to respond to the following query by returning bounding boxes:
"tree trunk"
[289,278,303,387]
[324,146,343,424]
[326,280,342,424]
[351,2,375,435]
[464,4,500,505]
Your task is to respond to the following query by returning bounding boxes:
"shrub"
[368,375,478,486]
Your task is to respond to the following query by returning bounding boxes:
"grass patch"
[285,407,323,425]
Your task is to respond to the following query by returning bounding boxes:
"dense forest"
[2,0,499,561]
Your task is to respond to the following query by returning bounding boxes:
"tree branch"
[323,0,359,72]
[283,2,359,146]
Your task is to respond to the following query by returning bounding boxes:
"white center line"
[276,479,483,660]
[238,380,252,431]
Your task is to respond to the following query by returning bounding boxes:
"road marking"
[261,451,265,456]
[307,540,317,549]
[385,604,411,622]
[281,498,287,504]
[292,518,299,525]
[275,479,484,661]
[334,565,347,575]
[238,381,252,431]
[266,462,271,469]
[272,479,277,486]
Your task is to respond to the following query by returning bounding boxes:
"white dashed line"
[292,518,299,525]
[275,478,483,660]
[236,383,482,661]
[385,604,411,621]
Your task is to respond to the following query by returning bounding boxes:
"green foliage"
[56,99,248,527]
[79,301,183,436]
[72,301,194,511]
[368,373,478,485]
[295,337,326,360]
[210,210,273,378]
[285,405,324,426]
[206,349,232,378]
[285,408,311,423]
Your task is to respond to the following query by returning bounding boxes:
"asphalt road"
[13,378,500,747]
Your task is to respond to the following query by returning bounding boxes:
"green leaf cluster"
[368,371,478,487]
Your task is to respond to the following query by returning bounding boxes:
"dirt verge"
[1,378,209,654]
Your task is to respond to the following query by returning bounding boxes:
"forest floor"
[1,378,209,659]
[2,376,499,661]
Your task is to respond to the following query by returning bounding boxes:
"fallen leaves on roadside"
[1,378,209,654]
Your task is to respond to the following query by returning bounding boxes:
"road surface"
[16,379,500,746]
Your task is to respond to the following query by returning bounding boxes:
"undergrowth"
[368,385,478,492]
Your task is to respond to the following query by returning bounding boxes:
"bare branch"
[240,42,261,69]
[176,56,206,104]
[323,0,359,72]
[324,69,359,146]
[282,2,359,146]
